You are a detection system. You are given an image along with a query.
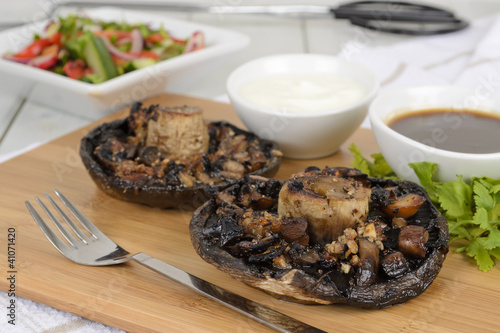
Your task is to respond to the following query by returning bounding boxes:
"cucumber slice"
[130,58,157,70]
[45,22,60,37]
[83,33,118,81]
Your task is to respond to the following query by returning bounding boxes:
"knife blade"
[132,253,326,333]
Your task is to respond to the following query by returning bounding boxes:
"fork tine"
[54,190,104,240]
[25,200,73,253]
[45,192,91,245]
[35,196,79,247]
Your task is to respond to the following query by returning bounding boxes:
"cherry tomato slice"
[14,38,52,59]
[138,50,159,59]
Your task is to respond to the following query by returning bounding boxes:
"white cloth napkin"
[4,13,500,333]
[339,13,500,104]
[0,291,124,332]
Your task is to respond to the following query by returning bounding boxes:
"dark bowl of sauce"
[388,109,500,154]
[369,85,500,183]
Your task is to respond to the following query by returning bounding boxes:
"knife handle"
[132,253,325,333]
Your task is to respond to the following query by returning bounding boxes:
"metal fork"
[26,190,325,333]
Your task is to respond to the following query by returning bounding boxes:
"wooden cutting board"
[1,94,499,333]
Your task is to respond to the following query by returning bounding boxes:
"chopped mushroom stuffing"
[196,167,447,293]
[92,102,282,188]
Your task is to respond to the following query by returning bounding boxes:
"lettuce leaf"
[349,144,398,179]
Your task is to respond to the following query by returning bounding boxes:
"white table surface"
[1,0,500,332]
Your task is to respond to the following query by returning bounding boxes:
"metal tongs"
[331,1,469,35]
[1,1,468,35]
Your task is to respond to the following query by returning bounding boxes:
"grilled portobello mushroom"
[80,102,282,209]
[190,167,449,308]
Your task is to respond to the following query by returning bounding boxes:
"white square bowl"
[0,7,249,118]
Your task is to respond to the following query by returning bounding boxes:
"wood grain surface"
[1,94,498,333]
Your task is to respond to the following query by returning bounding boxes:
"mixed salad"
[2,14,205,83]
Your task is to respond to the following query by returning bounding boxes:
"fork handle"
[131,253,325,333]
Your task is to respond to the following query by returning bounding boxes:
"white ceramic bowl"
[0,7,249,119]
[369,85,500,183]
[226,54,379,159]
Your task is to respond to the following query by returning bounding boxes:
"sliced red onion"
[28,52,57,69]
[44,20,56,32]
[3,55,31,64]
[183,31,205,54]
[100,36,138,61]
[115,37,132,46]
[129,28,143,56]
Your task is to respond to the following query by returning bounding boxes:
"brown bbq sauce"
[388,109,500,154]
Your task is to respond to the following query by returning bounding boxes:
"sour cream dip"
[238,72,366,114]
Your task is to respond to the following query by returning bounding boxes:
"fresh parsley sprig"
[349,143,500,272]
